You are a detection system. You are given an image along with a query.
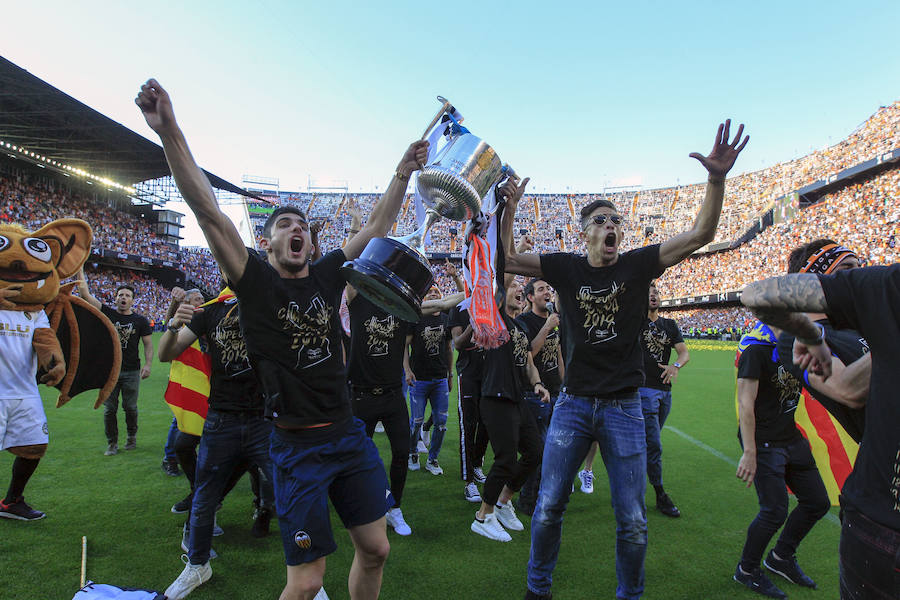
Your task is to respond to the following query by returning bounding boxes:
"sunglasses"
[586,214,623,227]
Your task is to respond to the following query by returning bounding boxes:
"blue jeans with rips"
[409,379,449,462]
[638,387,671,487]
[187,409,274,565]
[527,390,648,600]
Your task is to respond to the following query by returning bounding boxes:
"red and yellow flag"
[164,288,235,435]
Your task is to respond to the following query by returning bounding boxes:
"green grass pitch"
[0,338,841,599]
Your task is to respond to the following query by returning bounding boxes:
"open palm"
[690,119,749,178]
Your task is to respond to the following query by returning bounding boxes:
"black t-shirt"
[186,298,261,412]
[409,312,452,381]
[347,293,408,389]
[640,316,684,391]
[776,320,867,443]
[819,265,900,530]
[737,343,803,445]
[449,306,484,395]
[518,310,562,395]
[101,306,151,371]
[481,315,531,401]
[232,248,349,427]
[540,245,664,395]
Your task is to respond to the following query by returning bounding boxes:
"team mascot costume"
[0,218,120,520]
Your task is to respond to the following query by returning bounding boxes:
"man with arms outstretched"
[503,121,748,600]
[136,79,427,600]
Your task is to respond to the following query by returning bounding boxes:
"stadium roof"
[0,55,255,199]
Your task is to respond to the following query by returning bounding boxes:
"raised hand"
[689,119,749,179]
[134,79,177,135]
[397,141,430,177]
[498,176,530,207]
[346,197,361,221]
[516,233,534,254]
[444,259,459,279]
[171,286,186,303]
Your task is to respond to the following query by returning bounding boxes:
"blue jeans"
[528,391,647,600]
[409,379,449,462]
[163,417,178,463]
[187,410,275,565]
[639,388,670,487]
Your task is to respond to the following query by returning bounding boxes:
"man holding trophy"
[136,79,427,600]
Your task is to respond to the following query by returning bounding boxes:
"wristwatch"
[167,318,182,333]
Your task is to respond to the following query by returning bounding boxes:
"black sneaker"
[0,497,46,521]
[171,494,192,514]
[162,460,181,477]
[514,496,536,517]
[733,564,787,599]
[764,551,817,589]
[656,493,681,518]
[251,506,272,538]
[524,589,552,600]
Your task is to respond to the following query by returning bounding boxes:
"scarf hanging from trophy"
[460,172,512,349]
[414,106,464,247]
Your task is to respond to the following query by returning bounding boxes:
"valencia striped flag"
[164,289,234,435]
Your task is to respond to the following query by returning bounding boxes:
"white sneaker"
[471,512,511,542]
[408,454,419,471]
[425,459,443,475]
[464,482,482,503]
[385,507,412,536]
[181,525,217,559]
[164,555,212,600]
[578,469,594,494]
[421,428,431,448]
[374,421,385,433]
[314,588,330,600]
[416,439,428,453]
[473,466,487,483]
[494,501,524,531]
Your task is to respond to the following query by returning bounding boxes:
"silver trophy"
[341,96,510,322]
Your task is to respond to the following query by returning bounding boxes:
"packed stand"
[69,265,173,329]
[662,306,756,339]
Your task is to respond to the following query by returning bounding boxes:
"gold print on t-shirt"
[642,323,670,363]
[214,309,250,375]
[512,327,529,368]
[578,282,624,345]
[365,314,398,357]
[538,332,560,370]
[113,320,135,350]
[277,295,333,369]
[771,365,802,414]
[422,325,445,356]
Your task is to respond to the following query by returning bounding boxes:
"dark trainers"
[656,493,681,518]
[251,507,272,538]
[0,497,46,521]
[172,494,192,514]
[104,443,118,456]
[124,436,137,450]
[162,460,181,477]
[733,564,787,599]
[524,589,552,600]
[764,551,817,589]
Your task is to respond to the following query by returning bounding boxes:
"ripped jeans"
[527,390,648,600]
[409,379,449,462]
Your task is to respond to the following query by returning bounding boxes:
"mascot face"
[0,218,93,305]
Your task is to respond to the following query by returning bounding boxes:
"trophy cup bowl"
[341,101,505,322]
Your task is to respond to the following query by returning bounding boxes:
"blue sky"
[3,1,898,196]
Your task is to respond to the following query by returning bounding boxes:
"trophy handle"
[420,96,453,141]
[392,209,442,257]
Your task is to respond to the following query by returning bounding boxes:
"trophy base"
[341,237,435,323]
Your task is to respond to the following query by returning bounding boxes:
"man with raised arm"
[136,79,428,600]
[502,122,748,600]
[741,265,898,600]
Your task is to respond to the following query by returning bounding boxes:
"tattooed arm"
[741,274,833,377]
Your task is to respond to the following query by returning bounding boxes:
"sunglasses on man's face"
[586,214,623,227]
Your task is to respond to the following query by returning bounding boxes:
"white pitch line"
[665,425,841,526]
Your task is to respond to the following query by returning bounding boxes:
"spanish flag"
[735,322,857,505]
[164,288,234,435]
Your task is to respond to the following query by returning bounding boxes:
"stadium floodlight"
[0,139,138,195]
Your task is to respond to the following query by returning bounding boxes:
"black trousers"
[839,505,900,599]
[352,386,409,507]
[740,436,830,568]
[480,396,542,506]
[458,374,490,482]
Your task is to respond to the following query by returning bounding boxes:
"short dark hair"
[524,277,546,300]
[579,199,618,229]
[115,284,135,297]
[787,239,837,274]
[262,206,307,238]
